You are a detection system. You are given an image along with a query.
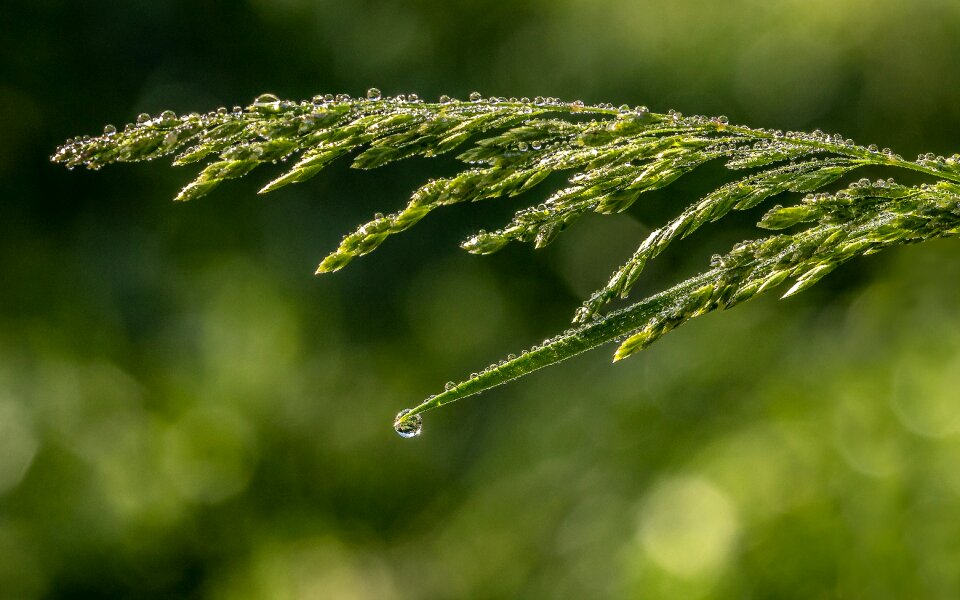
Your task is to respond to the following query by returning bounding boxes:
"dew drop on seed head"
[136,113,150,124]
[439,94,452,104]
[394,409,422,438]
[469,91,482,102]
[366,87,382,100]
[103,124,116,135]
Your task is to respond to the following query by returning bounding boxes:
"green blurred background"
[4,0,960,597]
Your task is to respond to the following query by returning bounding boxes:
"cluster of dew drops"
[59,88,960,440]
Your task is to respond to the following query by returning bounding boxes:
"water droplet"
[444,381,455,391]
[103,124,116,135]
[469,91,482,102]
[136,113,151,124]
[254,93,279,104]
[394,409,422,438]
[366,87,382,100]
[439,94,452,104]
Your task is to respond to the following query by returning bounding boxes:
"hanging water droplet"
[103,124,117,135]
[469,91,482,102]
[394,409,423,438]
[366,87,382,100]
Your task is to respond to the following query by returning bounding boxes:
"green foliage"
[53,91,960,433]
